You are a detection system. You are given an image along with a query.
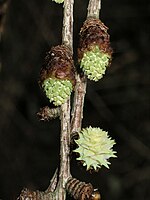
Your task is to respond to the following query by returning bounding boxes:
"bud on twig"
[17,188,54,200]
[39,45,75,106]
[78,18,113,81]
[37,106,60,121]
[17,188,40,200]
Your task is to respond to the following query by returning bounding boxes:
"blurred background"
[0,0,150,199]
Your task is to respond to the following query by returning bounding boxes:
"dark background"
[1,0,150,199]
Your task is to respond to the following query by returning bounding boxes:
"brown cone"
[66,177,94,200]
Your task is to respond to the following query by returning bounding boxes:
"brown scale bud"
[39,45,75,87]
[18,188,38,200]
[66,177,100,200]
[37,106,60,121]
[70,131,79,148]
[17,188,54,200]
[78,17,113,62]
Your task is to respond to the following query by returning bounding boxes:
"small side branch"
[71,0,101,136]
[62,0,74,50]
[87,0,101,18]
[71,75,87,134]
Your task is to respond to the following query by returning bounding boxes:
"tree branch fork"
[18,0,101,199]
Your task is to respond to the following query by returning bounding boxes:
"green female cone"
[39,45,75,106]
[78,18,113,81]
[74,126,117,171]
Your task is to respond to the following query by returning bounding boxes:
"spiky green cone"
[78,18,113,81]
[42,78,73,106]
[74,126,117,171]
